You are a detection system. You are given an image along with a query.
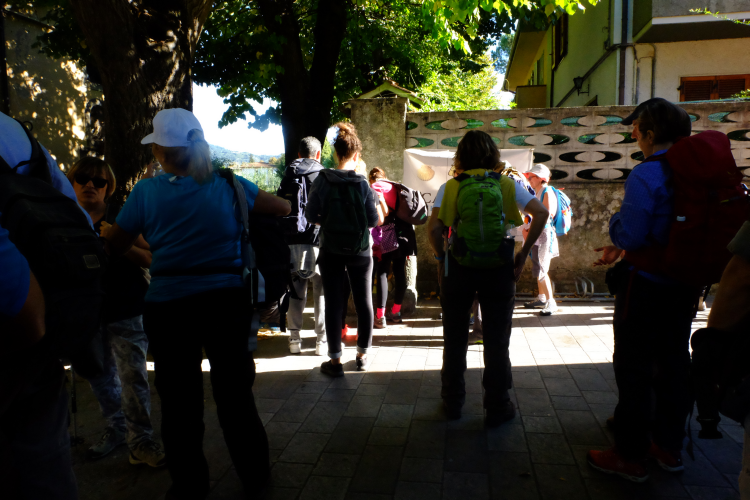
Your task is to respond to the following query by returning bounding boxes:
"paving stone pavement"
[68,299,743,500]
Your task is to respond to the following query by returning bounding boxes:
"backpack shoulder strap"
[15,120,51,184]
[0,152,13,175]
[217,170,258,296]
[0,120,50,182]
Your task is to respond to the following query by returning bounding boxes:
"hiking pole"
[69,366,83,446]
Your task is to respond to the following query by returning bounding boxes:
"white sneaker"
[540,300,558,316]
[315,342,326,356]
[289,339,301,354]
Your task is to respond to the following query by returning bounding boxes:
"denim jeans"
[440,255,516,411]
[288,273,326,344]
[86,315,153,449]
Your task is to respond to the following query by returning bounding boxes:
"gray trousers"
[288,273,326,343]
[87,315,153,450]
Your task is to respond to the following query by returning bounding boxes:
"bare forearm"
[521,217,546,256]
[105,223,138,258]
[124,246,152,268]
[428,212,446,257]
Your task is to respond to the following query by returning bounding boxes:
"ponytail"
[159,129,213,184]
[185,129,213,184]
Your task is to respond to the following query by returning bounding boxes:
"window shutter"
[681,75,750,101]
[717,78,748,99]
[682,80,712,102]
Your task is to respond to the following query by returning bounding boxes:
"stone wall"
[353,100,750,297]
[350,98,408,181]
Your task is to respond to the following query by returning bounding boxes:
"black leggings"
[341,269,351,325]
[376,248,407,309]
[319,251,374,358]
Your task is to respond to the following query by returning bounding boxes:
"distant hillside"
[210,144,280,165]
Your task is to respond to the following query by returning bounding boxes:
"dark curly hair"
[454,130,500,172]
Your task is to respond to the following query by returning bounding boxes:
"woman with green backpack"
[431,130,549,426]
[306,123,381,376]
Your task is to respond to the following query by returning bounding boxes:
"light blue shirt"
[0,112,92,226]
[116,172,259,302]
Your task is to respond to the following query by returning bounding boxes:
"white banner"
[403,148,534,213]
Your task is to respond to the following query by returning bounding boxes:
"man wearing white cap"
[523,164,559,316]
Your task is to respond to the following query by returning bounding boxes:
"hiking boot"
[374,317,386,329]
[443,400,462,420]
[540,300,558,316]
[485,401,516,427]
[288,338,301,354]
[388,311,403,324]
[87,426,126,460]
[129,440,167,468]
[649,442,684,472]
[320,360,344,378]
[524,297,547,309]
[587,448,649,483]
[356,356,369,371]
[315,341,327,356]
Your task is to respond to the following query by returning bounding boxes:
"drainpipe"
[549,53,555,108]
[618,0,629,105]
[649,43,656,99]
[0,11,10,115]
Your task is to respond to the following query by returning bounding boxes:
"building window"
[553,14,569,68]
[680,75,750,101]
[536,56,545,85]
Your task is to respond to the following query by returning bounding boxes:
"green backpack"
[321,182,370,255]
[449,171,513,268]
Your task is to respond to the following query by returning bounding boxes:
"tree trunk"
[257,0,347,165]
[68,0,213,204]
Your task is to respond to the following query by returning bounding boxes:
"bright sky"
[192,84,285,155]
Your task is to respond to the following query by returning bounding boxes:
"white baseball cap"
[526,163,551,182]
[141,108,204,147]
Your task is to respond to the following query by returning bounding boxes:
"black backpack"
[276,159,322,243]
[387,181,428,226]
[691,327,750,438]
[0,120,105,371]
[217,170,296,332]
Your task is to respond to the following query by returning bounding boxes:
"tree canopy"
[28,0,597,184]
[418,55,501,112]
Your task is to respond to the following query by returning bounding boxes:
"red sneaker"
[649,442,684,472]
[587,448,649,483]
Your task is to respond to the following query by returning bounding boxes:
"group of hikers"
[2,96,750,500]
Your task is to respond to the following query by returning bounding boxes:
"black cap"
[620,97,692,142]
[621,98,672,125]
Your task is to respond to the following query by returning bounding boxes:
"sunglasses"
[75,173,108,189]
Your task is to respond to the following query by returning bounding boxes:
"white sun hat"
[141,108,204,147]
[527,163,551,182]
